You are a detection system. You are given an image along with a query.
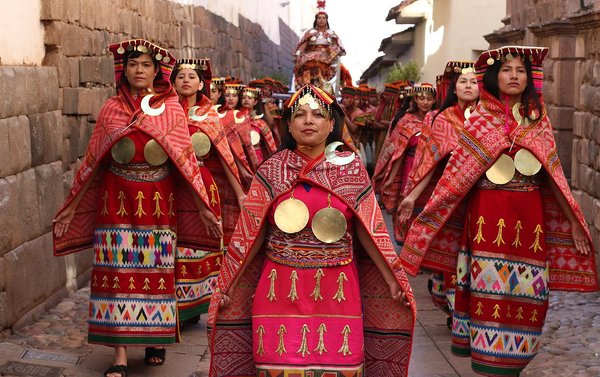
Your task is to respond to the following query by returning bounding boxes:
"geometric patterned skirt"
[452,178,549,376]
[88,226,177,346]
[252,258,364,377]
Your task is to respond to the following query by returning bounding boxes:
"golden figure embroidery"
[267,269,278,302]
[158,277,166,290]
[93,275,98,287]
[168,193,175,217]
[128,277,136,290]
[276,324,287,356]
[475,301,483,316]
[332,272,347,303]
[216,257,221,266]
[256,325,266,356]
[512,221,523,247]
[102,275,109,288]
[492,304,501,319]
[530,309,538,322]
[473,216,486,244]
[529,224,543,253]
[112,276,120,289]
[310,268,325,301]
[288,270,299,303]
[209,183,218,206]
[153,191,164,218]
[506,304,512,318]
[494,218,506,247]
[314,323,328,355]
[101,191,109,215]
[338,325,352,356]
[516,306,524,320]
[297,324,311,357]
[451,275,457,285]
[206,261,211,271]
[117,191,128,217]
[181,265,188,276]
[135,191,147,218]
[143,277,151,291]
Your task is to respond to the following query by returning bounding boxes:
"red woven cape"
[180,95,242,247]
[401,90,598,292]
[377,112,424,212]
[249,116,277,156]
[53,86,212,255]
[207,149,417,377]
[404,105,462,195]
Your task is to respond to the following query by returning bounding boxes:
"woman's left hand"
[388,281,411,307]
[571,221,590,255]
[198,208,224,239]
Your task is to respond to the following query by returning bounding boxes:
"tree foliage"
[386,61,420,83]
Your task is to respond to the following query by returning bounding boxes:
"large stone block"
[580,191,595,224]
[553,60,576,107]
[61,24,87,57]
[16,169,42,243]
[28,110,63,167]
[0,116,32,178]
[63,88,94,115]
[0,67,27,119]
[44,21,62,47]
[4,234,66,326]
[64,0,80,23]
[35,162,64,234]
[40,0,65,21]
[79,57,102,84]
[579,83,598,112]
[0,179,16,256]
[80,0,96,29]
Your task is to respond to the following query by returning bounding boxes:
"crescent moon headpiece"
[286,84,334,119]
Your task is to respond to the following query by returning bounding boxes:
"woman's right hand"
[53,203,77,238]
[219,292,231,309]
[198,208,224,239]
[397,196,415,224]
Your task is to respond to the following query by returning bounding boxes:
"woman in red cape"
[218,83,255,189]
[172,58,246,324]
[52,40,221,377]
[402,46,598,376]
[398,61,478,320]
[239,87,278,165]
[207,85,416,377]
[379,83,436,243]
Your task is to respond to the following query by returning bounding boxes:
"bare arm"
[398,169,435,224]
[356,221,410,306]
[547,177,590,255]
[192,193,224,239]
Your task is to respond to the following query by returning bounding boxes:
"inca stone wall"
[485,0,600,268]
[0,0,298,331]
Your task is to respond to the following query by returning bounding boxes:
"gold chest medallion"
[144,139,168,166]
[192,131,212,157]
[111,137,135,164]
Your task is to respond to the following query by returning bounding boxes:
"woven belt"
[109,162,171,182]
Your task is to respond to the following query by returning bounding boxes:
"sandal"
[144,347,166,366]
[104,364,128,377]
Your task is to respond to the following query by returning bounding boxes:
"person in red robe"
[207,84,416,377]
[239,86,278,166]
[402,46,598,376]
[172,58,246,326]
[398,61,478,325]
[52,39,222,377]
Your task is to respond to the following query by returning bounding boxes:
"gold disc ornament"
[485,153,515,185]
[274,197,309,234]
[111,137,135,164]
[250,130,261,146]
[191,131,211,157]
[514,148,542,176]
[144,139,169,166]
[311,207,347,243]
